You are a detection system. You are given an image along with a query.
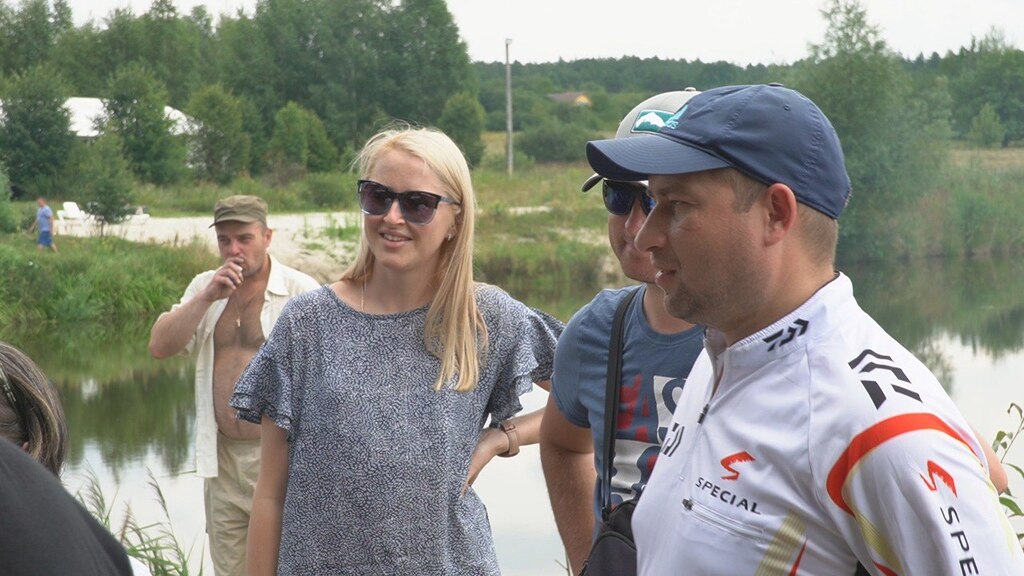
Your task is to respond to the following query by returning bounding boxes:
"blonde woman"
[231,126,562,575]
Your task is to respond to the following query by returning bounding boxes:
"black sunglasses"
[357,179,460,225]
[602,179,654,216]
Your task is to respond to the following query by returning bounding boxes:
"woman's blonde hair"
[0,341,68,475]
[342,125,487,392]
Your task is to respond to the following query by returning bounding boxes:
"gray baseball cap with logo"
[581,88,701,192]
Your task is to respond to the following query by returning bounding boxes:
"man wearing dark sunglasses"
[539,89,705,574]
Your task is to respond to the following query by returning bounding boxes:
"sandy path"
[58,211,362,284]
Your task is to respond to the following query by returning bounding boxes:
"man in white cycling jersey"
[586,83,1024,575]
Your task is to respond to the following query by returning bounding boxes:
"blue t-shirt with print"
[551,284,704,514]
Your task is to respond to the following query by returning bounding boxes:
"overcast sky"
[65,0,1024,66]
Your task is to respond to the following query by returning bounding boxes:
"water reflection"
[1,255,1023,574]
[847,256,1024,378]
[4,322,196,478]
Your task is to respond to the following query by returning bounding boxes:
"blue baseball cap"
[586,84,852,219]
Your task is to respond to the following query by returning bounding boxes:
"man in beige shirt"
[149,196,319,576]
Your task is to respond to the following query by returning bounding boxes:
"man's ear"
[764,183,798,246]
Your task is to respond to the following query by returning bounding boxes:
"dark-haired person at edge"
[148,195,319,576]
[0,340,135,575]
[231,126,563,575]
[586,83,1023,574]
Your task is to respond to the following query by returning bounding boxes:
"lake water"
[4,255,1024,575]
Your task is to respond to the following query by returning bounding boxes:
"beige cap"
[210,195,268,227]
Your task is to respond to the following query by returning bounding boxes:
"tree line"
[0,0,476,210]
[0,0,1020,256]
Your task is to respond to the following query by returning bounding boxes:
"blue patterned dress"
[230,283,562,575]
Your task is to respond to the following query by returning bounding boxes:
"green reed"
[993,402,1024,548]
[77,467,204,576]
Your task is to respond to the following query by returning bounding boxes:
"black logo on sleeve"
[763,319,809,351]
[662,422,684,457]
[849,349,922,409]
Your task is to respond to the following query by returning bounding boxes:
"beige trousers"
[204,433,261,576]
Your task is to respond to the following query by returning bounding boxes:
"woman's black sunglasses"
[357,179,460,225]
[602,179,654,216]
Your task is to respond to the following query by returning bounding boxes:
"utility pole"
[505,37,514,177]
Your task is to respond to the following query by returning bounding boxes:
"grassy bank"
[3,144,1023,324]
[0,235,216,326]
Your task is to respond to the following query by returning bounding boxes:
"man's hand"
[201,257,245,302]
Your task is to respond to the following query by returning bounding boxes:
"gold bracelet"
[497,419,519,458]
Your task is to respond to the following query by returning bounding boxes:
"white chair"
[56,201,94,234]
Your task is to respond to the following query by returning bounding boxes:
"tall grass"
[0,235,216,326]
[77,467,204,576]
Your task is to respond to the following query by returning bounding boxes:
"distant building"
[0,96,191,138]
[547,91,592,107]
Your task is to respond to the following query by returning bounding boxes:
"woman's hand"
[462,426,510,495]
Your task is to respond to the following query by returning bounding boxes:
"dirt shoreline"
[57,211,361,284]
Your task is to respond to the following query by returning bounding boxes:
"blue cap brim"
[586,133,731,181]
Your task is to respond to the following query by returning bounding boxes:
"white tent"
[0,96,191,138]
[65,96,106,138]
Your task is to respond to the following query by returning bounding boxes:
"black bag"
[579,289,639,576]
[581,499,637,575]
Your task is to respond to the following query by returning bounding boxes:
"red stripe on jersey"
[874,561,900,576]
[788,540,807,575]
[826,413,975,515]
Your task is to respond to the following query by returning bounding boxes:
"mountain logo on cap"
[631,110,675,134]
[664,104,689,130]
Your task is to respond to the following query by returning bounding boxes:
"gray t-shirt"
[551,284,704,512]
[231,283,562,575]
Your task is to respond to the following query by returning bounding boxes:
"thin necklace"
[361,275,366,312]
[233,291,261,328]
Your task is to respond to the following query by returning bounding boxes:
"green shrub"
[437,92,486,168]
[968,104,1007,149]
[516,120,595,163]
[0,169,16,234]
[301,172,357,210]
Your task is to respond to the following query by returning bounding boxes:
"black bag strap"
[600,287,639,519]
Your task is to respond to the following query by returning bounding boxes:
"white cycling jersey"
[634,273,1024,575]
